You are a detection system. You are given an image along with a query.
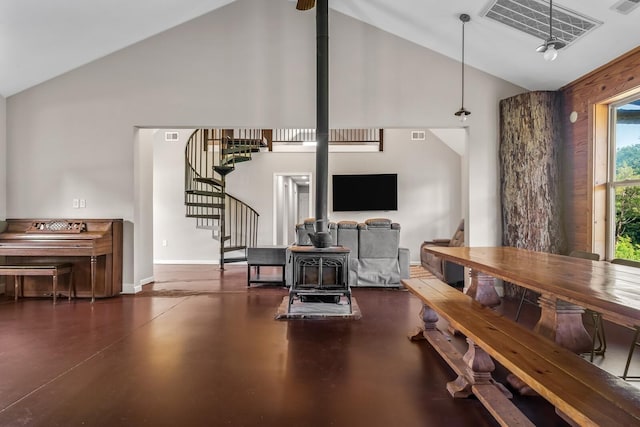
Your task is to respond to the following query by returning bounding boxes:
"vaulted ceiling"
[1,0,639,97]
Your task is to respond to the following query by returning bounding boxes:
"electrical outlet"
[162,240,168,247]
[79,199,86,208]
[73,199,79,208]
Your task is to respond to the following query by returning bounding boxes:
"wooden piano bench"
[0,263,75,305]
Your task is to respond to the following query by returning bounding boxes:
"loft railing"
[272,128,383,150]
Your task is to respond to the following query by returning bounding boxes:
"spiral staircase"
[184,129,264,269]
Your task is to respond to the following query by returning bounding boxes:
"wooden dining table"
[422,246,640,354]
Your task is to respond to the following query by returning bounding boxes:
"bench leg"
[409,304,439,341]
[447,338,497,398]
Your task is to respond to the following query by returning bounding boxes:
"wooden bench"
[0,263,74,305]
[403,277,640,427]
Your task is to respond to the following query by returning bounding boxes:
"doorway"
[273,173,313,245]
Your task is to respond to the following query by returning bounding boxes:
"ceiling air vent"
[411,130,426,141]
[483,0,601,47]
[612,0,640,15]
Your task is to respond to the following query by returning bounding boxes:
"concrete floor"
[0,264,637,426]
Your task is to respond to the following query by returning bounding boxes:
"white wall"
[0,94,5,293]
[133,129,154,290]
[5,0,524,289]
[0,94,5,220]
[298,185,309,223]
[153,129,217,263]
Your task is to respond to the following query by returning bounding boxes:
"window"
[608,96,640,260]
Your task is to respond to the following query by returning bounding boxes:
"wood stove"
[288,245,351,313]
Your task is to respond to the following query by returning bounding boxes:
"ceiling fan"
[296,0,315,11]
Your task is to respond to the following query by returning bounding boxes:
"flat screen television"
[332,173,397,212]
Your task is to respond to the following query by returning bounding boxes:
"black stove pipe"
[312,0,329,245]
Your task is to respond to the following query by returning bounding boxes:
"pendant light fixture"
[454,14,471,122]
[536,0,565,61]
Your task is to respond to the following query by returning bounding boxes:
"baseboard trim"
[140,276,154,286]
[121,276,154,295]
[122,282,142,294]
[154,260,219,265]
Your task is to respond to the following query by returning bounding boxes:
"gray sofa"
[420,220,464,285]
[293,217,410,288]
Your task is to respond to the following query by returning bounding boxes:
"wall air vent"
[612,0,640,15]
[165,131,179,142]
[483,0,601,47]
[411,130,426,141]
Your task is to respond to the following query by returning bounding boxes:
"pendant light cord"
[549,0,553,40]
[461,17,466,109]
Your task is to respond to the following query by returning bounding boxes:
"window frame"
[606,94,640,259]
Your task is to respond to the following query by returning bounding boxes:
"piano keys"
[0,219,123,300]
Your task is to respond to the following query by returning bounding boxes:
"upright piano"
[0,219,123,300]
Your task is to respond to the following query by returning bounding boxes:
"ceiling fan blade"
[296,0,315,11]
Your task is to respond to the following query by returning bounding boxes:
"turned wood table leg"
[534,294,592,354]
[466,270,501,308]
[508,293,593,395]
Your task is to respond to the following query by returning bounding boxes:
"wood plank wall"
[560,46,640,255]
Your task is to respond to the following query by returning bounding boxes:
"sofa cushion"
[358,258,400,285]
[337,220,358,229]
[359,227,400,259]
[364,218,392,228]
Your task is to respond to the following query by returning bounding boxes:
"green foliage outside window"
[615,145,640,261]
[614,235,640,260]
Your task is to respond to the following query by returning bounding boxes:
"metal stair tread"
[186,189,224,197]
[214,165,235,176]
[222,146,261,155]
[185,202,225,208]
[230,156,252,163]
[194,177,223,187]
[223,245,247,253]
[186,214,222,219]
